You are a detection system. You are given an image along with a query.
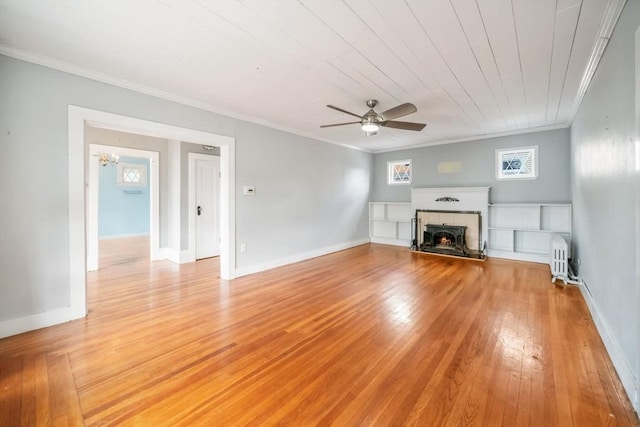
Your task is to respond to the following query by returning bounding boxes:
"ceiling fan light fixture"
[361,122,379,132]
[322,100,425,134]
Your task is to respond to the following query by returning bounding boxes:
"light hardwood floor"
[1,238,637,426]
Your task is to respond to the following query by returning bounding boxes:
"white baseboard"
[180,249,195,264]
[99,233,150,240]
[0,306,86,339]
[487,249,547,264]
[370,236,410,247]
[164,248,180,263]
[235,238,370,278]
[161,247,196,264]
[579,285,639,413]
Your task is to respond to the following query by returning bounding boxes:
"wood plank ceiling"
[0,0,626,152]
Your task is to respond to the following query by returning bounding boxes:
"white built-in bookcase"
[487,203,572,263]
[369,199,572,263]
[369,202,412,247]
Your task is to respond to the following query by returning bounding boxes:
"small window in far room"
[495,146,538,180]
[388,159,412,185]
[117,162,148,187]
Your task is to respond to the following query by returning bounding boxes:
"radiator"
[550,234,569,282]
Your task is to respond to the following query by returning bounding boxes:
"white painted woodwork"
[0,0,626,152]
[369,202,412,247]
[68,106,237,331]
[410,187,490,252]
[487,203,572,263]
[195,157,220,260]
[167,139,181,258]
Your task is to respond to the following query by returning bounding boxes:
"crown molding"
[569,0,627,124]
[371,123,570,153]
[0,46,371,153]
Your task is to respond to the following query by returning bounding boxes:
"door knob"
[197,206,202,216]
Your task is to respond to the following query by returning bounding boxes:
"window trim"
[495,146,538,180]
[387,159,412,185]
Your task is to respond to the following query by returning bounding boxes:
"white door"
[195,157,220,259]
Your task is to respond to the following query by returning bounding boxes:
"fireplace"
[410,187,489,260]
[420,224,468,256]
[413,209,485,259]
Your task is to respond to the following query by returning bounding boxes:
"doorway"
[68,106,236,321]
[191,154,220,260]
[87,144,160,271]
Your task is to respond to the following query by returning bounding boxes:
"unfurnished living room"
[0,0,639,425]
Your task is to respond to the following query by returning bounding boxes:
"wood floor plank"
[19,356,37,427]
[46,354,83,427]
[0,356,23,427]
[0,239,637,426]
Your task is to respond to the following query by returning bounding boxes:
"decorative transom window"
[117,162,148,187]
[495,146,538,180]
[388,159,412,185]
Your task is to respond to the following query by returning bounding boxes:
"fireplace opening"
[420,224,468,256]
[434,232,455,249]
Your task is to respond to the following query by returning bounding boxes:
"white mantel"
[411,187,490,250]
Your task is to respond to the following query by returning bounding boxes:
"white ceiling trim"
[569,0,627,123]
[0,44,371,153]
[372,123,570,154]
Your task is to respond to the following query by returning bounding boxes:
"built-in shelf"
[369,202,412,247]
[487,203,572,263]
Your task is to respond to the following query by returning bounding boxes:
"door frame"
[68,105,236,320]
[189,153,220,260]
[634,25,640,411]
[87,144,160,271]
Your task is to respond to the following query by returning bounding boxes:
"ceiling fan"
[320,99,426,135]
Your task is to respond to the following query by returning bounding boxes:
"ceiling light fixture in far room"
[98,152,119,167]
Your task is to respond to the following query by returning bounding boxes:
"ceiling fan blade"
[320,121,361,128]
[379,103,417,121]
[380,120,426,131]
[326,105,363,119]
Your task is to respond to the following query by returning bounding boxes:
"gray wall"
[0,55,371,321]
[570,0,639,410]
[235,123,370,267]
[372,128,571,204]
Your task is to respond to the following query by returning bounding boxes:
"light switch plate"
[243,186,256,196]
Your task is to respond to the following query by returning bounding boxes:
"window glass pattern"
[496,147,537,180]
[117,162,148,187]
[122,167,141,184]
[388,160,412,185]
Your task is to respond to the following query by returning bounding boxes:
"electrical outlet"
[577,258,582,265]
[240,243,247,253]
